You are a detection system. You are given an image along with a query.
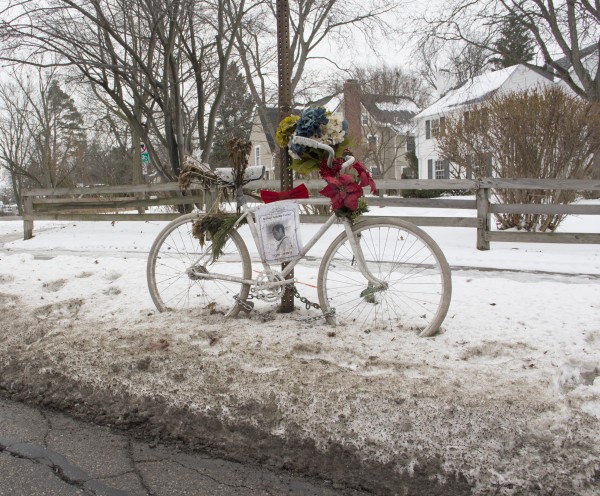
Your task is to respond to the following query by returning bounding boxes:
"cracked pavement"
[0,398,365,496]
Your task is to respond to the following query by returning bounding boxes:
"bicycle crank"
[187,263,208,280]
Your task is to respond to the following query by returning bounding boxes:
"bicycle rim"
[147,213,251,315]
[318,218,451,336]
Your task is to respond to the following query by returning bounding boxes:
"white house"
[413,64,555,179]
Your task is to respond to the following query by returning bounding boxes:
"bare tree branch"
[235,0,403,146]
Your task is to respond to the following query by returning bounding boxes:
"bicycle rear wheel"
[147,213,251,316]
[317,218,451,337]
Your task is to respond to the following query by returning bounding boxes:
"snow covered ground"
[0,202,599,495]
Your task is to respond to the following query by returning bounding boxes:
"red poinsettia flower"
[352,160,377,194]
[319,174,364,211]
[319,157,343,178]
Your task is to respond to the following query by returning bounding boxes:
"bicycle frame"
[192,135,385,293]
[193,197,385,292]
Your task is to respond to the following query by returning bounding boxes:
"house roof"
[307,93,342,113]
[361,94,418,133]
[554,43,598,70]
[416,66,518,119]
[415,64,554,119]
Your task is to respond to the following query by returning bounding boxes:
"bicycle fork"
[342,219,388,292]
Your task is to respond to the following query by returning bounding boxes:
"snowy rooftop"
[302,94,342,113]
[374,99,419,113]
[361,94,417,134]
[416,65,520,119]
[323,95,342,113]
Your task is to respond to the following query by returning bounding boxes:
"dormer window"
[426,117,446,139]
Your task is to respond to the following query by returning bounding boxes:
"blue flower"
[290,143,306,156]
[295,107,328,138]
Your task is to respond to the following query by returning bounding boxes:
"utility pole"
[277,0,294,312]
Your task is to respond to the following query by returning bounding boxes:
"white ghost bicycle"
[147,136,451,337]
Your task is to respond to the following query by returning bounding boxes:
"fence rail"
[20,178,600,250]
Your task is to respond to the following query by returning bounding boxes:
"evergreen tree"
[28,79,87,188]
[210,63,255,167]
[489,13,536,69]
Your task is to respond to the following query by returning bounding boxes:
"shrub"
[436,86,600,231]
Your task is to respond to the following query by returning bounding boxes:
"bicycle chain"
[233,295,254,313]
[291,285,337,322]
[233,285,335,323]
[293,307,336,323]
[292,285,320,310]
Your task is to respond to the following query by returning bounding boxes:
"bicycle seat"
[214,166,265,186]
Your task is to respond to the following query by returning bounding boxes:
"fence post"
[476,184,490,250]
[23,194,34,240]
[203,185,213,212]
[205,183,218,211]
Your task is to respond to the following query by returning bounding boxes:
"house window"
[401,166,415,179]
[481,153,493,177]
[464,153,493,177]
[464,109,487,129]
[371,166,381,178]
[362,113,368,125]
[405,135,415,153]
[435,159,446,179]
[427,117,445,138]
[254,145,261,166]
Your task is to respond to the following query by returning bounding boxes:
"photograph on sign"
[255,202,302,263]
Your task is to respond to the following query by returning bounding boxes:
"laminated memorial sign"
[255,201,302,263]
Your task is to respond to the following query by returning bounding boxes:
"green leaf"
[290,158,319,174]
[335,137,352,157]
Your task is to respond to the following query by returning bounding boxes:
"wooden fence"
[21,178,600,250]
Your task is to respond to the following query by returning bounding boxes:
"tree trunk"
[11,173,22,216]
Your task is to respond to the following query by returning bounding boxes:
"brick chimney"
[343,79,361,146]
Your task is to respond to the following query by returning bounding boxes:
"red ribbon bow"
[260,183,310,204]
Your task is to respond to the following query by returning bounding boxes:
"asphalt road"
[0,398,366,496]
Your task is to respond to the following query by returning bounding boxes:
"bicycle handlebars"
[291,135,356,171]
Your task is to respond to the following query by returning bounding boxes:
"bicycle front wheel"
[317,218,451,337]
[147,213,251,316]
